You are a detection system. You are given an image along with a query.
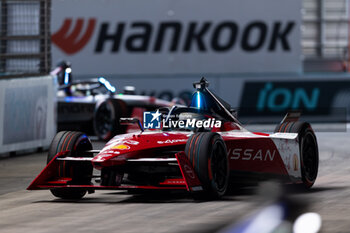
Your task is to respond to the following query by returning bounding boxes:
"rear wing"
[274,111,301,133]
[280,111,301,124]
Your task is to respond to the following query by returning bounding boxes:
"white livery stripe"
[56,157,93,161]
[270,133,298,139]
[87,150,101,153]
[127,158,177,162]
[271,138,301,180]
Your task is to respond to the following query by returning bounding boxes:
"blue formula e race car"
[52,61,183,141]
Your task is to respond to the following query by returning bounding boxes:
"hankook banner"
[51,0,302,75]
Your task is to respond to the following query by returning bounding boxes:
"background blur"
[1,1,350,232]
[2,0,350,152]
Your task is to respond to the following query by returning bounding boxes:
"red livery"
[28,78,319,199]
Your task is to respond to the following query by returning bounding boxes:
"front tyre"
[47,131,93,199]
[185,132,229,199]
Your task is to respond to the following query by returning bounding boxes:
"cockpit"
[159,78,241,132]
[58,78,116,97]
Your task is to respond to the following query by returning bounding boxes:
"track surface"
[1,132,350,233]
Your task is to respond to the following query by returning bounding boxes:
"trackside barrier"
[0,76,56,154]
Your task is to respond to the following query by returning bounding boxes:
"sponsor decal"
[239,81,350,123]
[106,139,139,148]
[94,153,114,161]
[162,180,185,185]
[293,153,299,171]
[257,83,319,112]
[94,21,295,53]
[98,150,120,156]
[52,18,96,54]
[228,148,276,161]
[183,164,195,179]
[240,82,321,115]
[124,140,139,145]
[53,18,295,55]
[157,139,187,144]
[112,144,130,150]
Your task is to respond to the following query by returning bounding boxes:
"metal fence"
[302,0,350,72]
[0,0,51,78]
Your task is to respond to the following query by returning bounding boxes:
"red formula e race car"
[28,78,319,199]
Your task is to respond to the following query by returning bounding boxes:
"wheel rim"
[210,141,228,193]
[95,102,114,137]
[302,132,318,182]
[68,134,93,184]
[74,135,92,155]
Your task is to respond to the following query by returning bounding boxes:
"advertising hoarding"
[51,0,302,75]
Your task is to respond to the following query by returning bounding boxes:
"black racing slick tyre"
[47,131,93,199]
[276,122,319,189]
[93,99,128,141]
[185,132,229,199]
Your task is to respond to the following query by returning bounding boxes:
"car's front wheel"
[185,132,229,199]
[47,131,93,199]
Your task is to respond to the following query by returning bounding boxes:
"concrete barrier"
[0,76,56,154]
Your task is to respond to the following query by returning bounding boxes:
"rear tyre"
[93,99,127,141]
[47,131,93,199]
[296,123,319,189]
[185,132,229,199]
[276,122,319,189]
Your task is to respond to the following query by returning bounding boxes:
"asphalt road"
[1,131,350,233]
